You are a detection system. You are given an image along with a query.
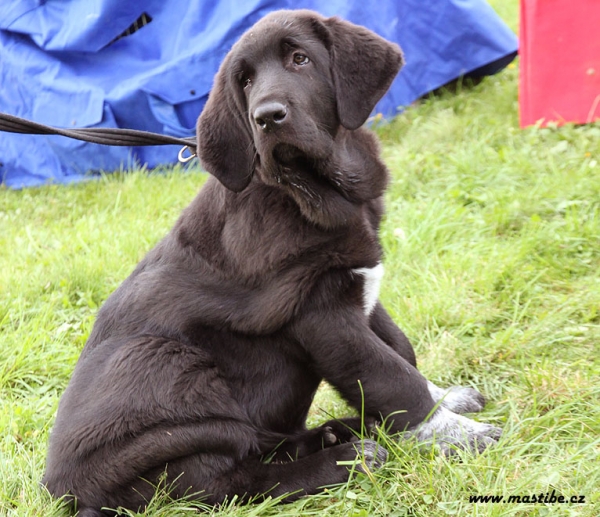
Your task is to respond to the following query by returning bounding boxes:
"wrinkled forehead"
[231,10,330,64]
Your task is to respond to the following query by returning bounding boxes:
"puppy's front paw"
[427,381,486,414]
[407,407,501,455]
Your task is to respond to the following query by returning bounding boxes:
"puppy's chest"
[351,263,384,316]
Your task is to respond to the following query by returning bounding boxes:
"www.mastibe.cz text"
[469,490,586,504]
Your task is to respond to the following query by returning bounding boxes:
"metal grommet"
[178,145,197,163]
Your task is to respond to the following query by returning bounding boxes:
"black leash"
[0,112,198,163]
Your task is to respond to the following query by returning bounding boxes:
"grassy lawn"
[1,2,599,516]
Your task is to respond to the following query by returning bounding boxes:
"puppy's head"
[196,10,403,192]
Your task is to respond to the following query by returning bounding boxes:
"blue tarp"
[0,1,517,188]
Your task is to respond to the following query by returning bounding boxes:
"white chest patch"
[352,263,384,316]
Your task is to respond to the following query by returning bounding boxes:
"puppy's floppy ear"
[325,17,404,130]
[196,57,254,192]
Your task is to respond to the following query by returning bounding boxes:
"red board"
[519,0,600,127]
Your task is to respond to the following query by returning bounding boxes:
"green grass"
[1,2,599,516]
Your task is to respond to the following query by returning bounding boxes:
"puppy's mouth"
[256,139,332,191]
[272,143,306,166]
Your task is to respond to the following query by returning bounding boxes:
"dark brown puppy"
[43,10,501,516]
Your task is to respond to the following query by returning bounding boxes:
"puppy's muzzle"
[254,102,288,133]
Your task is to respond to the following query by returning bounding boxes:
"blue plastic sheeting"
[0,1,517,188]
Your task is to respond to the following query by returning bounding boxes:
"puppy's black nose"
[254,102,287,132]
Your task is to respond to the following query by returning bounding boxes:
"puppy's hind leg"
[75,508,106,517]
[266,416,378,462]
[215,440,388,503]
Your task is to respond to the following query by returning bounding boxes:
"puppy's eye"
[242,77,252,89]
[293,53,310,66]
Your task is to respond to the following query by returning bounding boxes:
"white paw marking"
[412,407,490,441]
[406,406,501,453]
[352,263,384,316]
[427,381,485,414]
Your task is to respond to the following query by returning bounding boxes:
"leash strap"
[0,112,197,162]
